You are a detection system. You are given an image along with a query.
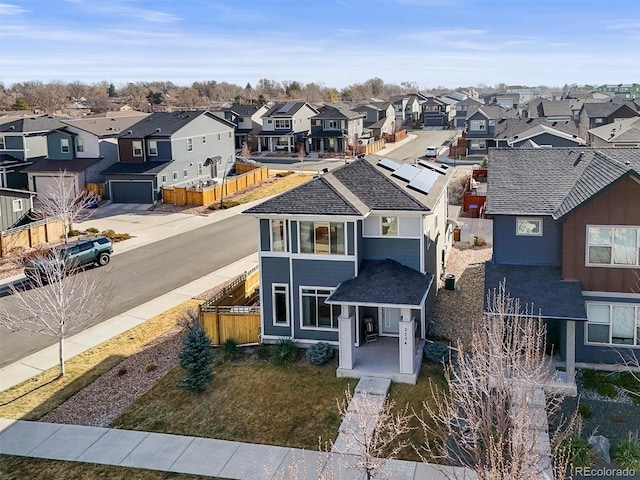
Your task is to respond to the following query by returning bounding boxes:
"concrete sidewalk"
[0,418,471,479]
[0,252,258,392]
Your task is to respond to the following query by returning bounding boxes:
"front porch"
[336,336,426,384]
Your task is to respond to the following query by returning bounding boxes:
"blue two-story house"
[484,147,640,389]
[307,104,367,154]
[102,110,235,203]
[244,156,454,383]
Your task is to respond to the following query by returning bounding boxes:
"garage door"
[34,175,77,198]
[110,181,154,203]
[424,117,445,127]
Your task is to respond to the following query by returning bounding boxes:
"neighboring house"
[595,83,640,100]
[216,104,268,150]
[465,106,519,156]
[243,156,455,383]
[389,96,421,125]
[494,93,520,109]
[23,114,148,197]
[421,96,449,127]
[0,115,69,189]
[578,101,639,139]
[0,188,34,231]
[102,110,235,203]
[505,86,541,104]
[307,104,367,153]
[493,118,585,148]
[354,102,395,138]
[588,117,640,147]
[525,99,581,122]
[484,147,640,386]
[257,102,318,153]
[452,97,483,129]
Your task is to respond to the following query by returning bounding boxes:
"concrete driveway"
[85,202,153,220]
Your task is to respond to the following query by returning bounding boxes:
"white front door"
[380,307,401,335]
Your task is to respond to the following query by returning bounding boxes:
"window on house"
[300,221,345,255]
[470,139,486,150]
[326,120,340,129]
[75,137,84,153]
[148,140,158,156]
[161,174,167,184]
[132,140,143,157]
[586,302,639,346]
[172,171,178,180]
[217,133,221,141]
[275,119,291,129]
[0,136,5,149]
[183,169,188,178]
[301,287,336,329]
[186,138,193,151]
[202,136,206,144]
[470,120,486,131]
[587,226,640,266]
[516,217,543,236]
[381,216,398,236]
[197,162,203,176]
[594,118,604,124]
[271,219,286,252]
[12,199,23,212]
[273,284,289,326]
[229,131,232,138]
[60,138,70,153]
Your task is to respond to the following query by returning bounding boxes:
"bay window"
[301,287,336,329]
[300,221,345,255]
[587,226,640,266]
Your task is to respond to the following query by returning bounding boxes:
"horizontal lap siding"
[260,256,291,338]
[493,215,561,265]
[361,238,421,271]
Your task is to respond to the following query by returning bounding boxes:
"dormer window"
[60,138,70,153]
[75,137,84,153]
[147,140,158,156]
[132,141,143,157]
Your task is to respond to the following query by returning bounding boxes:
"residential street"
[0,214,257,367]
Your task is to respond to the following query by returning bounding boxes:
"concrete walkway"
[332,377,392,455]
[0,418,472,479]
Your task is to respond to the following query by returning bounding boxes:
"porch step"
[332,377,391,455]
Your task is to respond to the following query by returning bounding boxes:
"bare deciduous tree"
[0,247,112,377]
[415,282,576,480]
[35,171,99,243]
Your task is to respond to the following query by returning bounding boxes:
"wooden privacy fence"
[85,182,106,198]
[355,139,385,155]
[1,217,65,257]
[162,165,269,207]
[199,265,261,345]
[383,130,407,142]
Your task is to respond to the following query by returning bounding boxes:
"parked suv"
[424,146,439,157]
[25,236,113,283]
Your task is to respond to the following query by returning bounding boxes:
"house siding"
[118,138,144,163]
[361,237,421,271]
[260,256,292,338]
[0,192,31,231]
[561,176,640,291]
[493,215,561,265]
[46,131,75,160]
[259,219,270,251]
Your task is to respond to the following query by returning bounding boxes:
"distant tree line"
[0,77,458,114]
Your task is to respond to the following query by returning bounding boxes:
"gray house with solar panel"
[256,102,318,153]
[244,156,454,383]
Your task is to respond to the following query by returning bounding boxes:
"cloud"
[0,2,27,15]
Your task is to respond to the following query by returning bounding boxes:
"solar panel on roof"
[407,169,439,194]
[418,159,448,175]
[278,101,296,113]
[378,158,401,171]
[392,164,420,182]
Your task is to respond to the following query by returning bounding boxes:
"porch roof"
[484,263,588,321]
[326,259,433,308]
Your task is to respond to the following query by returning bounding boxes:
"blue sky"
[1,0,639,89]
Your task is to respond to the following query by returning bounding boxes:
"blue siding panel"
[260,256,291,337]
[361,238,421,271]
[347,222,355,256]
[259,219,270,251]
[46,131,74,160]
[492,215,561,266]
[291,220,298,253]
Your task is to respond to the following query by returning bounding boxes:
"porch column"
[399,308,415,375]
[338,305,354,370]
[288,136,292,153]
[566,321,576,383]
[257,137,262,153]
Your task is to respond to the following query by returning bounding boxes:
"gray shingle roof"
[312,105,365,120]
[484,263,587,320]
[326,259,433,307]
[494,118,579,140]
[101,161,171,175]
[21,158,103,173]
[118,111,232,138]
[263,102,315,118]
[0,115,69,133]
[62,114,149,137]
[581,101,638,118]
[486,148,640,218]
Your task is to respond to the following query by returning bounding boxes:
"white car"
[424,146,439,157]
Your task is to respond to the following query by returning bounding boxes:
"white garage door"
[33,175,78,199]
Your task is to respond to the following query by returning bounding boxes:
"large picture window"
[586,302,639,346]
[300,221,345,255]
[271,219,286,252]
[301,288,336,329]
[381,216,398,236]
[587,226,640,266]
[273,284,289,326]
[517,217,543,236]
[275,119,291,129]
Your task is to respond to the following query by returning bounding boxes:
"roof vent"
[156,128,161,132]
[127,130,132,135]
[9,125,15,130]
[625,160,631,166]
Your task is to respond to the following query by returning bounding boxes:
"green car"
[24,236,113,283]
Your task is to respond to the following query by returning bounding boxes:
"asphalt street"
[0,214,257,366]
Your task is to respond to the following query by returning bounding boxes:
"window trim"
[0,135,5,150]
[161,174,167,184]
[60,138,70,153]
[272,283,290,327]
[299,220,346,255]
[172,171,178,181]
[132,140,143,157]
[299,286,337,331]
[516,217,543,236]
[275,119,292,129]
[148,140,158,156]
[586,225,640,268]
[75,137,84,153]
[12,198,23,212]
[585,301,640,347]
[183,168,188,178]
[197,162,203,176]
[381,216,399,237]
[186,138,193,152]
[270,219,287,252]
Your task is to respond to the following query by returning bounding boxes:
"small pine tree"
[178,324,214,392]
